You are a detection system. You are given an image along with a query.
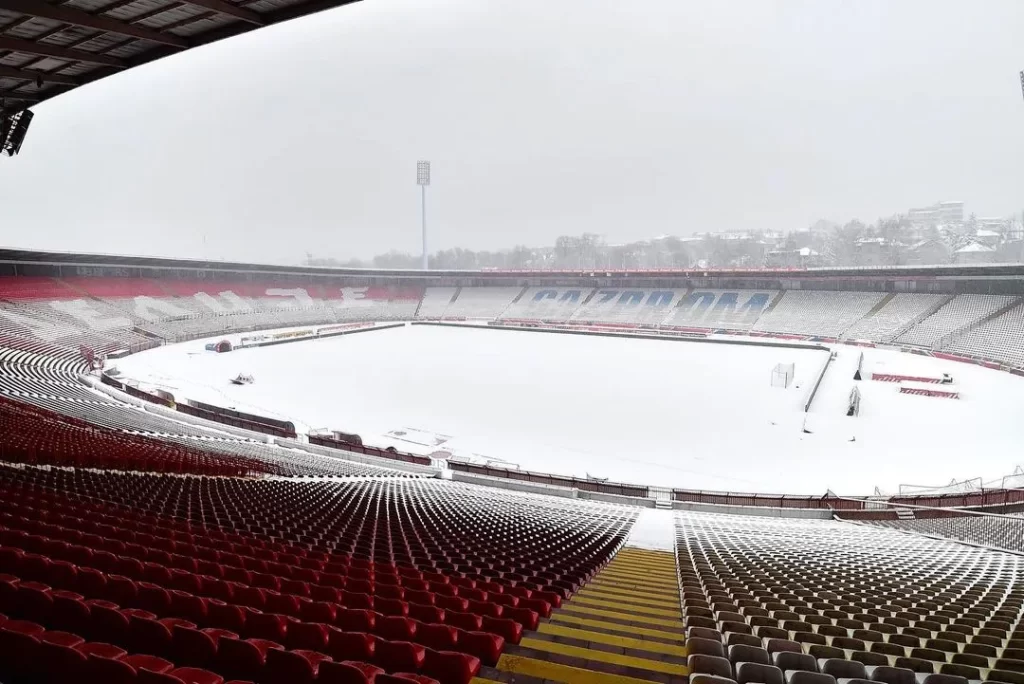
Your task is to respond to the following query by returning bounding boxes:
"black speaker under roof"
[1,108,34,157]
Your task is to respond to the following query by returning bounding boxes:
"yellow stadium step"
[597,569,678,583]
[601,564,678,578]
[488,546,685,683]
[590,577,678,594]
[609,555,677,569]
[577,587,680,610]
[589,578,680,598]
[516,636,688,679]
[537,622,688,658]
[610,553,676,565]
[600,563,678,577]
[582,581,679,599]
[604,566,676,580]
[559,603,684,629]
[570,594,683,619]
[550,612,685,643]
[599,573,678,587]
[487,653,665,684]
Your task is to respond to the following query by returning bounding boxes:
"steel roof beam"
[181,0,262,25]
[0,64,77,85]
[0,0,189,48]
[0,35,125,67]
[0,88,39,101]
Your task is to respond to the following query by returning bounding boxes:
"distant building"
[907,206,940,226]
[853,237,893,266]
[996,240,1024,264]
[975,218,1009,242]
[954,242,997,264]
[908,201,964,228]
[765,247,822,268]
[974,229,1001,247]
[905,239,950,266]
[938,201,964,224]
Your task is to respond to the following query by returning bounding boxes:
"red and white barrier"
[871,373,944,384]
[899,386,959,399]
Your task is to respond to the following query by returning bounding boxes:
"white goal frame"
[771,362,795,388]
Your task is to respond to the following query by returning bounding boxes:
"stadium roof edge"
[0,0,361,113]
[4,247,1024,280]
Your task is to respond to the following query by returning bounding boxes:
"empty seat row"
[0,610,447,684]
[676,511,1024,684]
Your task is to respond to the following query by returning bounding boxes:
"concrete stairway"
[474,547,686,683]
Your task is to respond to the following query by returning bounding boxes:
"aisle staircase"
[475,547,686,683]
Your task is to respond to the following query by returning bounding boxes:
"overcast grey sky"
[2,0,1023,264]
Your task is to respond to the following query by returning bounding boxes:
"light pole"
[417,161,431,270]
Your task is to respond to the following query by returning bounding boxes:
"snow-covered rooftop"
[956,242,996,253]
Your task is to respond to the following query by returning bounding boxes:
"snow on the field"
[114,325,1024,496]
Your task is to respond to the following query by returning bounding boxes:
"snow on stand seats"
[4,275,1024,371]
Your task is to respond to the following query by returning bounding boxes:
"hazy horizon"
[2,0,1023,265]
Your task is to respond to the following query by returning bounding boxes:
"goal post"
[771,362,795,388]
[847,385,861,416]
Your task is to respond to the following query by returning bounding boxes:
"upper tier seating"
[0,463,634,684]
[945,303,1024,368]
[662,290,778,331]
[498,287,595,322]
[0,279,423,354]
[677,510,1024,684]
[439,288,522,320]
[568,288,689,325]
[4,276,1024,377]
[753,291,887,338]
[895,295,1018,347]
[0,276,80,299]
[415,288,457,319]
[0,296,154,354]
[842,294,950,342]
[855,511,1024,553]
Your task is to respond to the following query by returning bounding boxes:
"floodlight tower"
[417,161,431,270]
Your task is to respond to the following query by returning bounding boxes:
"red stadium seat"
[423,648,481,684]
[38,631,90,680]
[318,659,384,684]
[0,619,44,680]
[264,647,331,684]
[213,637,282,682]
[286,620,331,651]
[171,625,220,669]
[375,639,426,672]
[327,630,377,662]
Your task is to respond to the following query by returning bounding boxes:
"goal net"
[771,362,795,388]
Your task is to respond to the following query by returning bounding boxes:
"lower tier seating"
[0,396,273,476]
[0,464,634,684]
[677,511,1024,684]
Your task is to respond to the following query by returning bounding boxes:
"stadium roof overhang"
[4,247,1024,282]
[0,0,359,111]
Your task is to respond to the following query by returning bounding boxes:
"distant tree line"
[306,212,1024,270]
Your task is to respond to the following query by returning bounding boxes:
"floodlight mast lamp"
[417,161,431,270]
